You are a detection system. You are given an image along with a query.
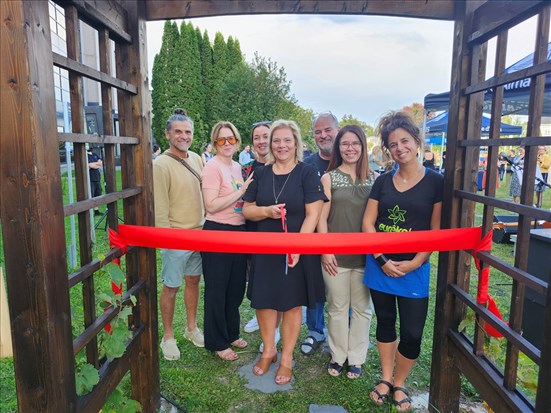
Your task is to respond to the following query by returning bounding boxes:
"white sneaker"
[259,328,281,352]
[160,338,180,360]
[244,316,259,333]
[184,327,205,347]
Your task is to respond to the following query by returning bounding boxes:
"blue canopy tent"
[424,42,551,115]
[425,111,522,136]
[423,111,522,170]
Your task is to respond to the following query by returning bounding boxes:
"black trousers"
[201,220,247,352]
[370,289,429,360]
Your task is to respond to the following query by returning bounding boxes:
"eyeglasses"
[339,141,362,149]
[216,136,237,146]
[252,121,272,127]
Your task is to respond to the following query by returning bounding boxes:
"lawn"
[0,172,548,412]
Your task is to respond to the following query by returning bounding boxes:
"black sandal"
[370,379,393,406]
[347,365,362,379]
[393,386,413,411]
[300,335,321,356]
[327,360,343,377]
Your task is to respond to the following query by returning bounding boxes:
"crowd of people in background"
[150,107,547,411]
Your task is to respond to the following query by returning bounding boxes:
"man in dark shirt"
[301,111,339,355]
[87,147,103,215]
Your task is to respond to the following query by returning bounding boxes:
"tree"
[151,21,180,150]
[339,114,374,136]
[401,102,425,126]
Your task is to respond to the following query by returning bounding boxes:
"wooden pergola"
[1,1,550,412]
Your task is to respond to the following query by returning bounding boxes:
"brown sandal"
[253,353,277,376]
[275,364,292,385]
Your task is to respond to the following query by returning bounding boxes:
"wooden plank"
[63,186,141,217]
[0,0,77,410]
[535,268,551,411]
[449,285,540,363]
[428,2,468,411]
[476,252,547,296]
[77,327,144,413]
[55,0,132,43]
[450,331,535,413]
[98,28,120,231]
[68,247,128,288]
[464,61,551,95]
[65,4,99,368]
[469,0,545,44]
[53,52,137,94]
[117,1,159,410]
[458,136,551,147]
[455,190,551,221]
[58,131,139,145]
[146,0,456,21]
[73,281,144,355]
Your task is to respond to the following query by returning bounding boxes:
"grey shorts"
[160,249,202,288]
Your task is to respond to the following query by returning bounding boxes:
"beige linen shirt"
[153,151,205,229]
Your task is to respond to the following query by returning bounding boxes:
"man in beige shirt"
[153,109,205,360]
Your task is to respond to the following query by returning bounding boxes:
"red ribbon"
[103,229,127,333]
[112,225,486,255]
[108,224,505,337]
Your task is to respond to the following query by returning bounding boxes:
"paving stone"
[309,404,348,413]
[238,353,294,393]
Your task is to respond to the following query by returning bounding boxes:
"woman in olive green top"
[317,125,377,379]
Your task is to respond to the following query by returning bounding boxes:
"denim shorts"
[160,249,202,288]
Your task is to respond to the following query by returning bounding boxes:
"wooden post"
[0,0,76,411]
[118,1,160,411]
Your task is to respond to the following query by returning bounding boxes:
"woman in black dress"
[243,119,326,385]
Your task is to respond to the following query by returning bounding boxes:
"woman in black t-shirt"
[362,111,443,411]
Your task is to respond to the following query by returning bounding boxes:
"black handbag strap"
[163,151,202,183]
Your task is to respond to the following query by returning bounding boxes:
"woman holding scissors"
[243,119,326,385]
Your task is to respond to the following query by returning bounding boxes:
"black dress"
[243,162,327,312]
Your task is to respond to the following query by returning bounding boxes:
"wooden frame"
[1,1,550,412]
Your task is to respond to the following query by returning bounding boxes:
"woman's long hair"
[327,124,370,182]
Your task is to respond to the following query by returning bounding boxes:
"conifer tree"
[151,21,180,150]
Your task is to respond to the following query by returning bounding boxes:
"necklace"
[272,167,294,204]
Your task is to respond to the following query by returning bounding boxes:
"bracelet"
[375,254,389,267]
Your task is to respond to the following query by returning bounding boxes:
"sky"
[146,14,540,127]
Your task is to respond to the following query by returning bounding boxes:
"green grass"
[1,172,549,412]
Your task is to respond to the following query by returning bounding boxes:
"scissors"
[279,204,292,274]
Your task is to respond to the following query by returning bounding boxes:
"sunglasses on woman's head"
[216,136,237,146]
[252,121,272,127]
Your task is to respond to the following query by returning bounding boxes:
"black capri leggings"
[370,289,429,360]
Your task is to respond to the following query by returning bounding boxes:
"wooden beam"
[469,0,546,44]
[118,1,160,411]
[53,52,138,94]
[145,0,456,22]
[0,0,76,411]
[56,0,132,43]
[450,331,534,413]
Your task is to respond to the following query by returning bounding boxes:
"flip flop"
[393,386,413,411]
[370,379,393,406]
[300,335,321,355]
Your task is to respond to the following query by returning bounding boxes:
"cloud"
[146,14,540,126]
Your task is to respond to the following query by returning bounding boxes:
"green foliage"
[102,385,142,413]
[340,114,375,136]
[75,362,99,396]
[72,260,140,412]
